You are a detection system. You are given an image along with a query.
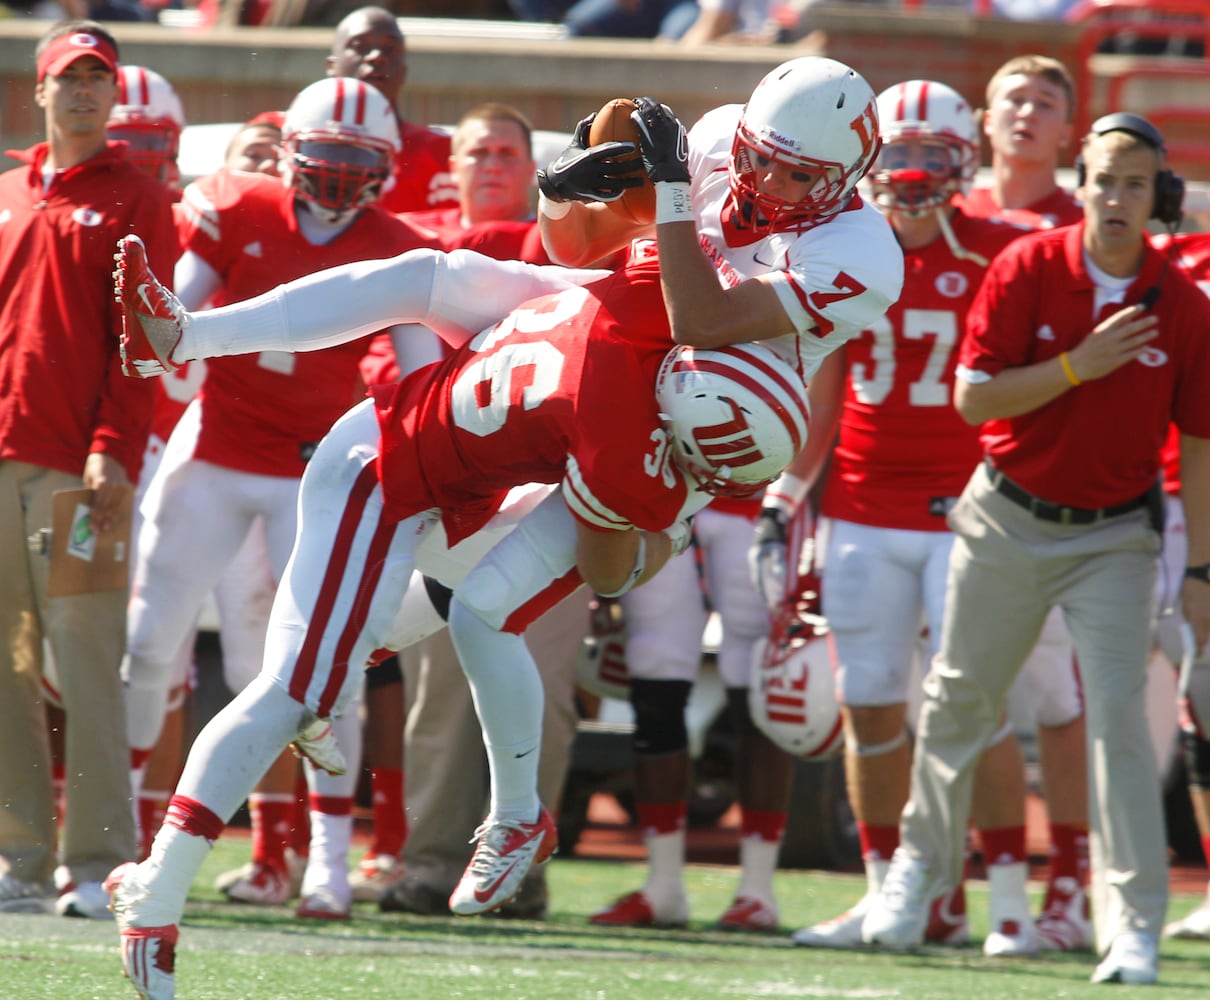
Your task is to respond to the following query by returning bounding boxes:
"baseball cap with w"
[37,32,119,83]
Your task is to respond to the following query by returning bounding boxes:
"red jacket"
[0,142,178,481]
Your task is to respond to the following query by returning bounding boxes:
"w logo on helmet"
[692,398,766,468]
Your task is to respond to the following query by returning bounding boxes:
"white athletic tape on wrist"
[597,531,647,598]
[664,520,691,556]
[655,182,694,225]
[763,473,806,517]
[538,192,572,220]
[987,718,1014,747]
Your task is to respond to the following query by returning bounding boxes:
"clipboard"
[46,486,134,598]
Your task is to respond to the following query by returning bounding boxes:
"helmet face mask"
[729,57,881,235]
[656,344,810,500]
[282,77,401,220]
[870,79,978,217]
[108,65,185,186]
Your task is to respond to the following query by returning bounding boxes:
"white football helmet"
[572,597,631,701]
[656,343,809,499]
[108,65,185,185]
[749,605,842,759]
[731,57,881,234]
[870,79,978,217]
[282,77,401,218]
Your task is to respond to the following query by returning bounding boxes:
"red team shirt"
[822,210,1027,531]
[956,185,1083,231]
[960,223,1210,507]
[378,121,457,215]
[177,169,439,477]
[372,260,696,545]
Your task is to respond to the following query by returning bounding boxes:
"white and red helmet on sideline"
[749,602,842,759]
[656,343,810,499]
[731,57,881,234]
[870,80,978,216]
[282,77,401,217]
[108,65,186,185]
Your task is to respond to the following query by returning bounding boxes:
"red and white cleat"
[717,895,779,933]
[289,716,347,777]
[220,862,293,906]
[104,862,178,1000]
[1036,876,1093,952]
[589,889,688,928]
[113,233,187,379]
[449,808,557,916]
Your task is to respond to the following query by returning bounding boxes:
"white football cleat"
[717,895,779,933]
[861,848,933,951]
[449,808,557,916]
[349,852,405,903]
[1164,900,1210,940]
[114,234,188,379]
[290,715,347,776]
[104,862,179,1000]
[55,879,115,920]
[1090,931,1159,985]
[793,892,874,948]
[983,917,1041,957]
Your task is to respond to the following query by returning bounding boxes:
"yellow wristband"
[1059,351,1082,387]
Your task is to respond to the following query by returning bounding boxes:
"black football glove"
[629,96,690,185]
[536,112,646,204]
[748,507,789,613]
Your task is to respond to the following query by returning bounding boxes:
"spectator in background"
[0,21,177,918]
[223,113,284,176]
[326,6,458,214]
[561,0,701,39]
[366,101,587,919]
[957,54,1082,230]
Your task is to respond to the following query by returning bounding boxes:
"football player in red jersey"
[326,5,457,214]
[957,54,1082,231]
[786,79,1090,956]
[1151,234,1210,942]
[105,242,809,1000]
[119,76,440,923]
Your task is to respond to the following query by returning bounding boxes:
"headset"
[1075,112,1185,226]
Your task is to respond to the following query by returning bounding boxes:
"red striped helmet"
[655,343,809,499]
[749,609,842,759]
[731,57,881,235]
[870,79,978,216]
[282,77,400,217]
[108,66,185,185]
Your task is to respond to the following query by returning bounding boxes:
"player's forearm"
[1182,434,1210,568]
[539,198,634,267]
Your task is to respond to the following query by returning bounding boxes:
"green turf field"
[5,838,1208,999]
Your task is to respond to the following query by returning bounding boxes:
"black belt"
[985,462,1148,525]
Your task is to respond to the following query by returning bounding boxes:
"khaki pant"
[0,462,134,884]
[401,589,588,889]
[902,462,1165,953]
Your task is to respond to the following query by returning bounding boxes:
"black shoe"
[378,875,452,916]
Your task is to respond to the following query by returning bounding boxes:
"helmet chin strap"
[296,197,361,237]
[934,204,988,268]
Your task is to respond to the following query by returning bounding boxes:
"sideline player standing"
[861,114,1210,986]
[119,77,438,921]
[106,242,808,999]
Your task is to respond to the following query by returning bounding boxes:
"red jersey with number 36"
[373,261,698,544]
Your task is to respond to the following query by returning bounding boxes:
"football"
[587,98,655,226]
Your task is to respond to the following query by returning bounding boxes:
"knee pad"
[630,678,692,756]
[364,652,403,691]
[1182,729,1210,789]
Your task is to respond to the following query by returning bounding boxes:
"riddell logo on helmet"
[693,399,765,468]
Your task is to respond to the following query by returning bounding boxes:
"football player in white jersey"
[538,56,904,384]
